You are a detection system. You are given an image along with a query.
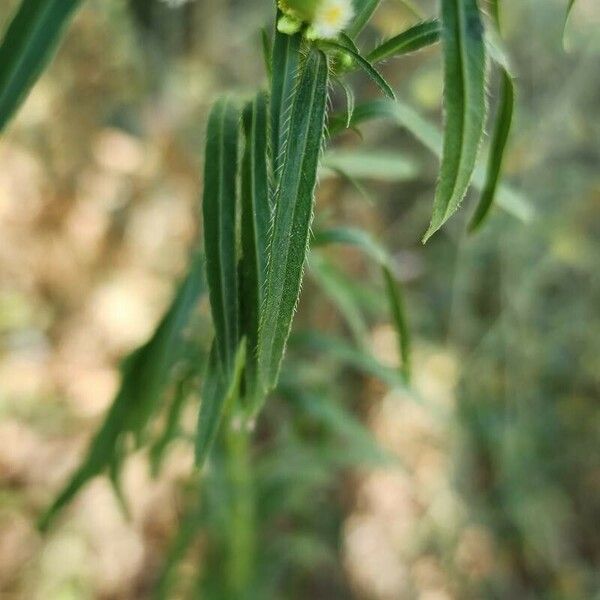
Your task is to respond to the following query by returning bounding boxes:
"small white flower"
[306,0,354,39]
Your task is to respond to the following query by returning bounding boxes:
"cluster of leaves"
[0,0,567,594]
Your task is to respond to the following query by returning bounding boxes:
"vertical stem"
[226,414,255,597]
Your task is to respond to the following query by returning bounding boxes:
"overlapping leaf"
[203,98,241,375]
[240,92,271,411]
[270,24,302,180]
[258,48,329,391]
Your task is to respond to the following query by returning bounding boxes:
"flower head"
[307,0,354,39]
[278,0,354,40]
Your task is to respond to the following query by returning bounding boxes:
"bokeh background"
[0,0,599,598]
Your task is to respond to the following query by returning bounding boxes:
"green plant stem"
[226,414,255,597]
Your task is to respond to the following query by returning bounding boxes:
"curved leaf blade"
[258,48,329,391]
[321,39,396,100]
[0,0,81,133]
[423,0,487,242]
[203,98,241,375]
[468,67,514,232]
[367,19,442,63]
[240,92,270,411]
[347,0,381,38]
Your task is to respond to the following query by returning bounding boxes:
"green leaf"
[0,0,82,133]
[347,0,381,38]
[270,25,302,180]
[468,68,514,232]
[195,340,246,467]
[382,265,412,382]
[240,92,270,411]
[367,19,442,63]
[38,252,207,531]
[308,252,370,346]
[330,98,533,223]
[335,77,355,128]
[313,227,411,380]
[423,0,487,242]
[203,98,241,375]
[258,48,329,392]
[563,0,577,47]
[322,148,418,182]
[321,38,396,100]
[314,226,390,266]
[261,27,272,80]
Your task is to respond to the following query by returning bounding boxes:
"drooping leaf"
[423,0,487,242]
[270,24,302,180]
[321,38,396,100]
[367,19,442,63]
[329,98,532,222]
[347,0,381,38]
[382,266,412,382]
[38,252,207,530]
[563,0,577,47]
[469,68,514,232]
[203,98,241,375]
[258,48,329,392]
[0,0,82,133]
[240,92,271,411]
[308,252,370,346]
[195,340,246,467]
[313,227,411,380]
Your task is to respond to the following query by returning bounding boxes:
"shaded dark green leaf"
[0,0,82,133]
[39,252,207,530]
[203,98,241,374]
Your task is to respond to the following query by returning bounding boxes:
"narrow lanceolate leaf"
[423,0,487,242]
[368,19,442,63]
[563,0,577,47]
[270,25,301,180]
[347,0,381,38]
[203,98,241,375]
[195,340,246,467]
[240,92,270,411]
[468,68,514,232]
[39,252,207,530]
[0,0,81,133]
[314,226,411,381]
[382,266,412,382]
[258,48,329,391]
[321,39,396,100]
